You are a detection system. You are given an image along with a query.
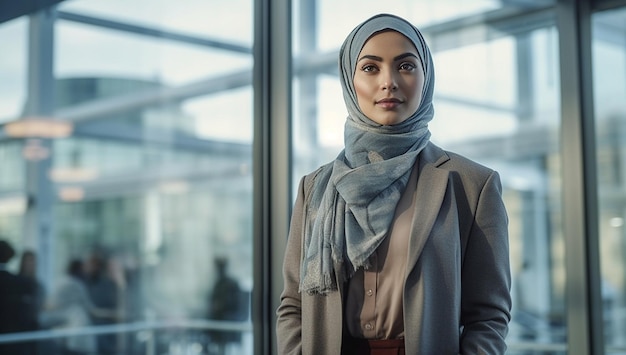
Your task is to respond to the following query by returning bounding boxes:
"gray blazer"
[276,142,512,354]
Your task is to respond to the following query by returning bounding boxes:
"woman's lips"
[376,98,402,109]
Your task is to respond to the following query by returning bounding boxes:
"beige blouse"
[345,162,419,340]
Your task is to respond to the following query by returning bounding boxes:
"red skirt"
[341,337,405,355]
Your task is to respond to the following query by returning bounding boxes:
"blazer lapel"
[406,143,450,269]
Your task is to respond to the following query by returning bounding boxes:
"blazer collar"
[418,141,449,168]
[406,142,450,268]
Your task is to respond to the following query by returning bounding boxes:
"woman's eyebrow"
[357,52,419,63]
[394,52,419,61]
[357,54,382,62]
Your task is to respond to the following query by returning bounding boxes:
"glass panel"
[0,1,253,354]
[0,18,27,123]
[292,1,564,353]
[592,6,626,355]
[308,0,555,52]
[58,0,253,45]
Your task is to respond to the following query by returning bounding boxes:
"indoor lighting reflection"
[610,217,624,228]
[58,187,85,202]
[22,139,50,160]
[4,117,73,138]
[158,180,189,194]
[49,167,99,183]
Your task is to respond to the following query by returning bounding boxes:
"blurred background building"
[0,0,624,354]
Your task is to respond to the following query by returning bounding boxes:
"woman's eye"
[399,62,416,71]
[362,64,377,72]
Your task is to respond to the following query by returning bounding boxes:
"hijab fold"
[300,14,435,294]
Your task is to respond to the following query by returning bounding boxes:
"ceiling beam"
[0,0,66,23]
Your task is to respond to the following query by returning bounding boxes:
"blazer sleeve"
[460,170,512,354]
[276,176,307,355]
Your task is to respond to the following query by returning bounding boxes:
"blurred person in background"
[83,250,122,355]
[40,258,117,355]
[19,250,46,326]
[0,239,39,355]
[207,257,247,355]
[18,249,45,354]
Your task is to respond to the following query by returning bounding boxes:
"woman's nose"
[381,70,398,91]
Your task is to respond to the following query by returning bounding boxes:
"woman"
[276,13,512,355]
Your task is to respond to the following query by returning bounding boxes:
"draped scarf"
[300,13,436,294]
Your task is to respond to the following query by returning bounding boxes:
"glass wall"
[0,1,253,354]
[593,5,626,354]
[1,0,625,354]
[291,0,568,353]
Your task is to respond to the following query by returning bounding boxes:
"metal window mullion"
[556,0,604,354]
[56,11,251,55]
[24,7,57,297]
[252,0,291,354]
[296,0,319,173]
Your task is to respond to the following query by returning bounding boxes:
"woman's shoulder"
[302,162,334,189]
[292,162,335,210]
[424,142,496,180]
[443,150,493,174]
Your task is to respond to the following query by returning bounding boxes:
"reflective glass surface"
[59,0,253,45]
[292,1,565,353]
[0,18,27,122]
[593,6,626,354]
[0,1,253,354]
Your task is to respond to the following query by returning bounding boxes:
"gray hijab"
[300,13,435,294]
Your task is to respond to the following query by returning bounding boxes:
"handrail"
[0,318,252,344]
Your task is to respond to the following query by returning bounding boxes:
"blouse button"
[364,323,373,330]
[366,289,373,296]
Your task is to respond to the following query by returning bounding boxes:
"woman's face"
[353,30,425,126]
